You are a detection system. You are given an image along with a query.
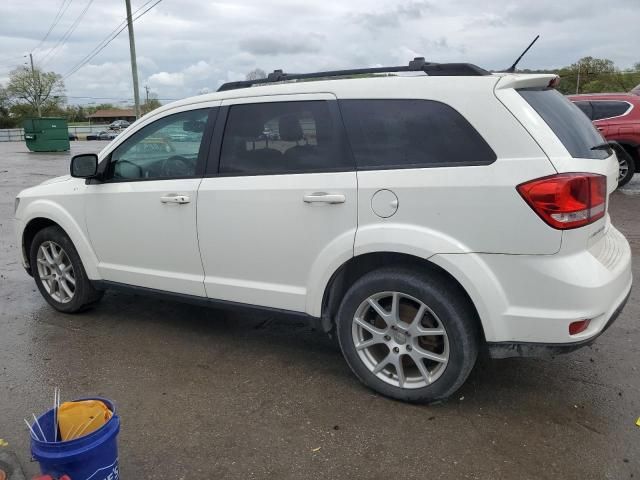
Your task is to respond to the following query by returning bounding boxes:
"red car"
[569,92,640,187]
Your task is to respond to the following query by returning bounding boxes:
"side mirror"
[70,153,98,178]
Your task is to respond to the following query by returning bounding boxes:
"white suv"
[14,60,632,403]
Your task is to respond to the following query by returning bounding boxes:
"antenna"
[504,35,540,73]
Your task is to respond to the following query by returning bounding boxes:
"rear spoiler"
[494,73,559,90]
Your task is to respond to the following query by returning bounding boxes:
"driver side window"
[108,108,210,181]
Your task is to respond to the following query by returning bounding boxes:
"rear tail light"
[517,173,606,229]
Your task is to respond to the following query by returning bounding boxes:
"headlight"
[14,197,20,215]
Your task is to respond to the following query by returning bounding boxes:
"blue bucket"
[31,397,120,480]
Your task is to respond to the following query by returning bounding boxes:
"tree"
[246,68,266,81]
[519,57,640,95]
[63,105,88,123]
[0,86,15,128]
[85,103,115,116]
[552,56,640,95]
[6,66,65,117]
[141,91,162,115]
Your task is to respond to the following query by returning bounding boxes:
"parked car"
[100,131,119,140]
[68,132,78,141]
[14,59,631,403]
[569,93,640,187]
[109,120,130,130]
[87,131,119,141]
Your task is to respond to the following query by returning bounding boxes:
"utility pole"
[29,53,42,117]
[142,85,150,115]
[125,0,141,119]
[576,61,581,95]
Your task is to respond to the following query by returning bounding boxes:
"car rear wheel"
[336,267,479,403]
[613,145,635,187]
[30,226,104,313]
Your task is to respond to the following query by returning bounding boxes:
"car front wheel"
[30,226,104,313]
[336,267,479,403]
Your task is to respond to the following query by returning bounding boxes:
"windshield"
[518,88,608,160]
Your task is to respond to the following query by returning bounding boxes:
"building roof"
[88,108,135,118]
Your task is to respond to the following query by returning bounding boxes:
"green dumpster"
[24,117,70,152]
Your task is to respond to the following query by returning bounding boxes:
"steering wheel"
[162,155,192,177]
[113,159,144,179]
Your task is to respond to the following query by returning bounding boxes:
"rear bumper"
[486,287,631,358]
[432,225,632,345]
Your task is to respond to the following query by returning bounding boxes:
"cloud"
[1,0,638,105]
[148,71,185,87]
[239,34,323,56]
[353,1,435,29]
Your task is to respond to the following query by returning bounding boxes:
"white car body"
[15,71,632,357]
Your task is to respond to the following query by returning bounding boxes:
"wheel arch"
[616,141,640,171]
[319,252,486,341]
[22,217,59,275]
[20,203,100,279]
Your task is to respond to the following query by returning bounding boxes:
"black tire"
[30,225,104,313]
[336,267,479,403]
[614,145,635,188]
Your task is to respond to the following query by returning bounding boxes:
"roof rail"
[217,58,490,92]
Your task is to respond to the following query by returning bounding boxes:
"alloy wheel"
[36,241,76,304]
[619,157,629,183]
[352,291,449,389]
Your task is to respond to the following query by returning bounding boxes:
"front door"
[84,107,215,296]
[197,95,357,312]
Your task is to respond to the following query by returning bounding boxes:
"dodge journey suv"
[15,59,632,403]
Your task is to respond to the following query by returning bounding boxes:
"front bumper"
[14,218,31,274]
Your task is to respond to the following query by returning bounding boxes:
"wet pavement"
[0,141,638,479]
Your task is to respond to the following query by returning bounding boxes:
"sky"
[0,0,638,106]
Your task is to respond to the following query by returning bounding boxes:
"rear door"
[197,94,357,312]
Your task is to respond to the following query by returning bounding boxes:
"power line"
[0,53,27,62]
[63,0,161,80]
[31,0,74,54]
[40,0,95,67]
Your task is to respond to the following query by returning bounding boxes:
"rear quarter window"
[519,89,608,160]
[339,99,496,169]
[573,101,593,119]
[591,101,631,121]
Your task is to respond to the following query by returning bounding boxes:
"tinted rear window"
[591,101,630,120]
[340,99,496,169]
[218,101,351,175]
[518,89,607,159]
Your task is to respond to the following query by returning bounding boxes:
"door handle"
[303,192,346,204]
[160,194,190,204]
